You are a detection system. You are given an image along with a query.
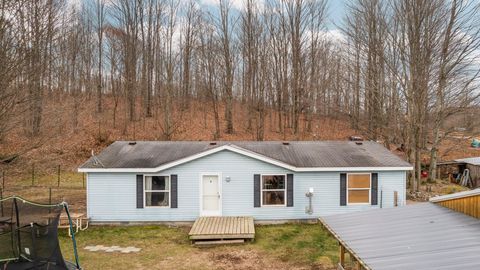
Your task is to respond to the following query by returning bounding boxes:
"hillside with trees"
[1,0,480,193]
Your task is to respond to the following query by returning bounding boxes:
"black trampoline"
[0,196,81,270]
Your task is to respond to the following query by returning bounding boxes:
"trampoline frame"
[0,196,81,270]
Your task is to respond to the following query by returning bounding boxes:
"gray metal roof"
[455,157,480,166]
[320,203,480,270]
[79,141,412,169]
[430,188,480,202]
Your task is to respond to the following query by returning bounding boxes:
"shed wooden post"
[339,244,345,267]
[355,260,362,270]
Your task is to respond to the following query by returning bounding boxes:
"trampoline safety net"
[0,196,80,270]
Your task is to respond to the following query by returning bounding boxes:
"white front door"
[201,174,221,216]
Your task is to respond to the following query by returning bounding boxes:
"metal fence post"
[57,165,61,187]
[0,187,3,216]
[31,164,35,186]
[48,187,52,214]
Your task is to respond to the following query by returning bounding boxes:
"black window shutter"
[371,173,378,205]
[170,174,178,208]
[340,173,347,206]
[287,174,294,207]
[254,174,261,207]
[136,175,144,208]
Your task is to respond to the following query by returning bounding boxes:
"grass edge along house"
[78,141,412,223]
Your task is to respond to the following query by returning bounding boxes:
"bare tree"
[23,0,64,136]
[2,0,480,189]
[240,0,263,139]
[217,0,236,134]
[111,0,141,122]
[94,0,106,113]
[0,0,27,140]
[160,0,179,140]
[106,26,123,128]
[428,0,480,182]
[180,0,199,110]
[198,17,221,139]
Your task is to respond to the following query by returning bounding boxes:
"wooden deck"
[189,216,255,244]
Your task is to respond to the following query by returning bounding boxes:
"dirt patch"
[406,179,470,202]
[211,249,273,270]
[140,248,308,270]
[209,249,330,270]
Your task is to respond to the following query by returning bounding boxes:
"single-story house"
[78,141,412,222]
[320,189,480,270]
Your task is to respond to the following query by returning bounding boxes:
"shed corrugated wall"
[436,195,479,218]
[87,150,407,222]
[467,164,480,187]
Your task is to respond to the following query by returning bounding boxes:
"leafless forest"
[1,0,480,191]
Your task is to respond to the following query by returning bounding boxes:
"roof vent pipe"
[349,136,364,141]
[90,150,105,167]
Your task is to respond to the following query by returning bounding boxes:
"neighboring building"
[320,189,480,270]
[78,141,412,222]
[455,157,480,187]
[437,157,480,188]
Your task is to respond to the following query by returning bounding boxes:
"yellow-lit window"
[347,174,371,204]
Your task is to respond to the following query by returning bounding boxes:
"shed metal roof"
[430,188,480,202]
[319,203,480,270]
[79,141,412,170]
[455,157,480,166]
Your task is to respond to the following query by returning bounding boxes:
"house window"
[261,175,286,206]
[144,176,170,207]
[347,173,371,204]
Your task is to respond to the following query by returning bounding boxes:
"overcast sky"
[197,0,347,37]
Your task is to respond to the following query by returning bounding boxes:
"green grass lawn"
[255,224,339,266]
[59,223,338,270]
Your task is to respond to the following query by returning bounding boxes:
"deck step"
[194,239,245,246]
[189,216,255,244]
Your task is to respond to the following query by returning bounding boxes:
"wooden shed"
[455,157,480,187]
[437,157,480,187]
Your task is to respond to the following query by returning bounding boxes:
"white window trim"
[346,172,371,205]
[143,174,171,208]
[260,174,287,207]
